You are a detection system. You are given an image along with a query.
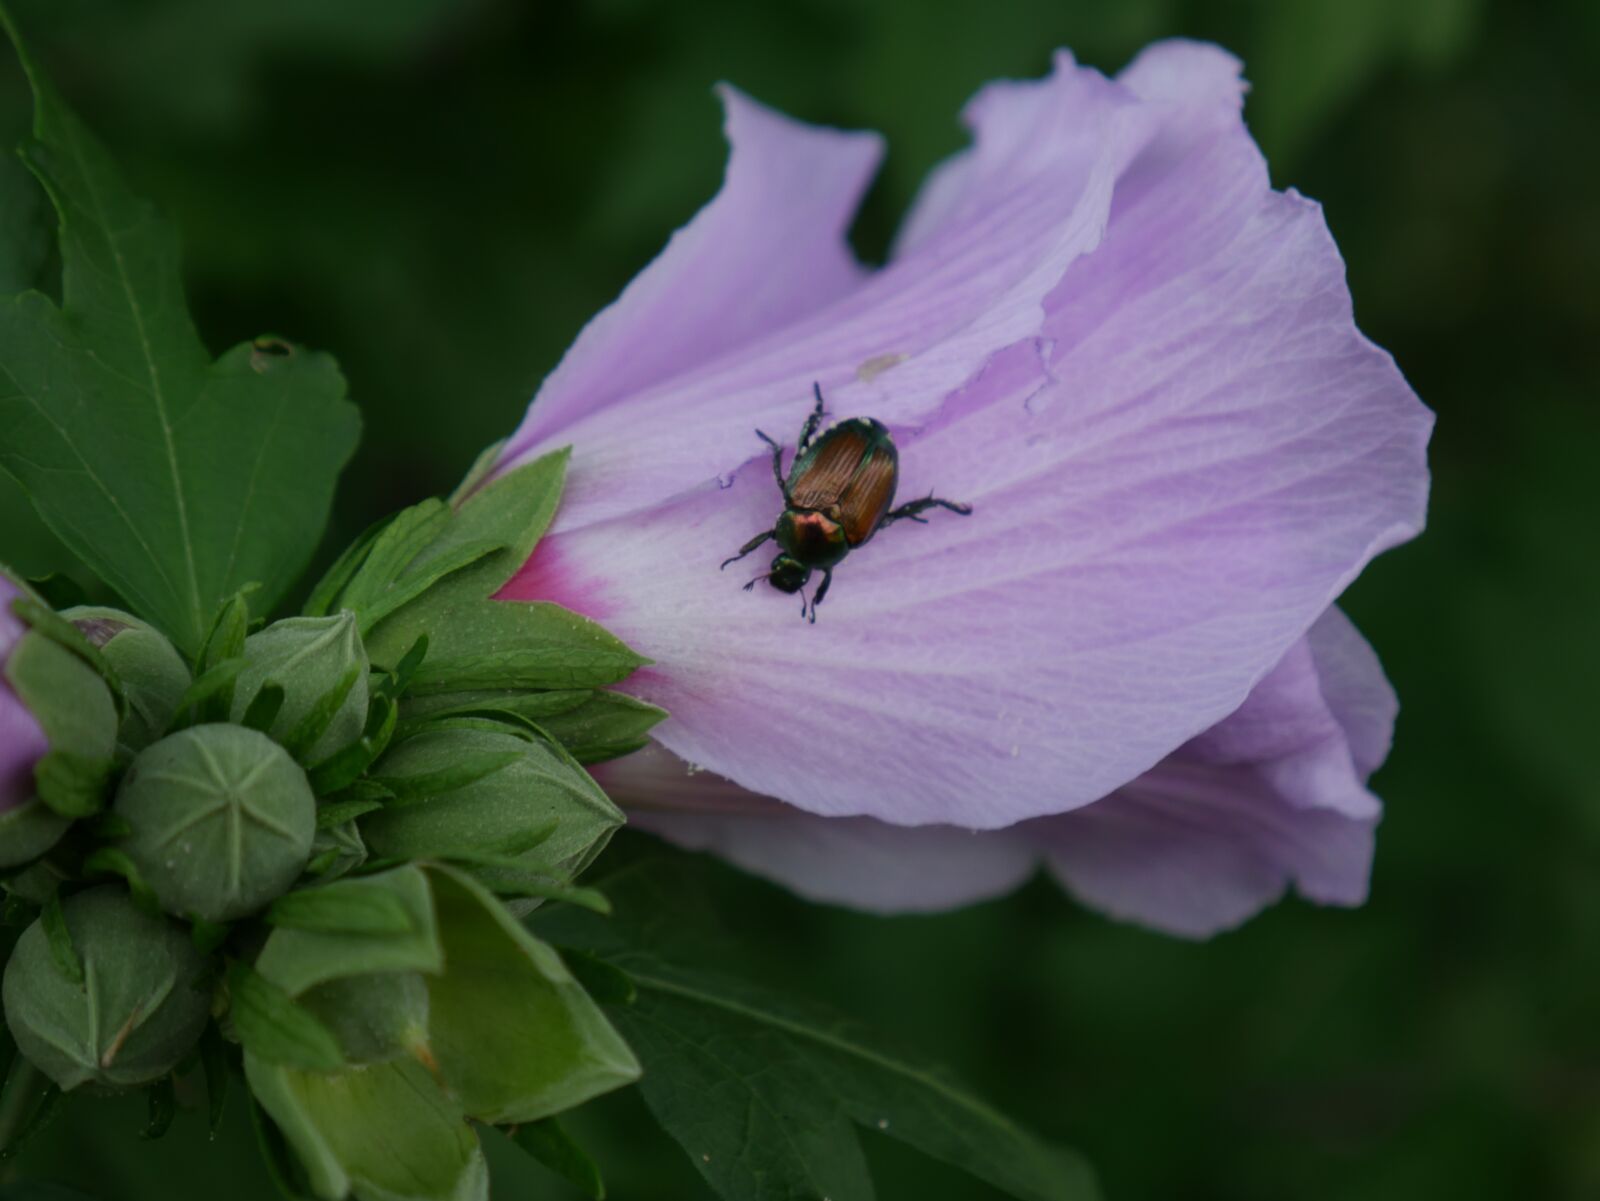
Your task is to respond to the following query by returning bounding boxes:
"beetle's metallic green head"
[767,554,811,594]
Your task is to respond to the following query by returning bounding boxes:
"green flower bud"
[230,612,370,764]
[2,885,211,1090]
[362,724,622,878]
[1,619,119,870]
[64,606,192,756]
[114,725,316,922]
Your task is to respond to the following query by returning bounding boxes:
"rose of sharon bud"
[115,725,316,922]
[1,575,118,869]
[230,612,370,764]
[2,885,211,1090]
[363,724,622,879]
[64,606,191,757]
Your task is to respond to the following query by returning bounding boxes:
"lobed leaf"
[0,12,360,656]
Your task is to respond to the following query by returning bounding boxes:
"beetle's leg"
[721,529,775,570]
[799,381,829,449]
[806,567,834,623]
[755,429,788,495]
[881,496,973,529]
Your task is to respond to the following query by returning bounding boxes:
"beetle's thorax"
[776,507,849,568]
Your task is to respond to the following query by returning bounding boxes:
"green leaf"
[511,1118,606,1200]
[227,961,344,1072]
[253,865,442,997]
[0,14,360,657]
[420,865,639,1125]
[537,860,1100,1201]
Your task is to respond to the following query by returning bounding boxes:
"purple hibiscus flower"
[492,41,1433,936]
[0,575,49,812]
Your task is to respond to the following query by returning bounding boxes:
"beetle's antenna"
[743,574,767,592]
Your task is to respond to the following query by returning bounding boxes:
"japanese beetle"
[722,384,972,621]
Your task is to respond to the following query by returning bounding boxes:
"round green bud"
[362,724,622,878]
[230,612,370,765]
[115,725,316,922]
[64,606,192,756]
[2,885,211,1090]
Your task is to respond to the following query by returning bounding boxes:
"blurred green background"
[3,0,1597,1197]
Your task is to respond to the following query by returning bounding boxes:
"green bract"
[231,612,370,765]
[246,865,637,1201]
[0,625,118,868]
[65,605,191,756]
[114,724,317,921]
[362,723,622,878]
[2,885,211,1090]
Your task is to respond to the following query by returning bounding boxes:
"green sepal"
[419,864,639,1125]
[301,821,367,884]
[141,1074,177,1140]
[302,511,391,620]
[7,596,123,716]
[337,500,452,616]
[80,847,161,915]
[534,689,666,765]
[38,888,81,985]
[304,693,398,798]
[297,971,431,1066]
[361,726,621,880]
[0,630,116,868]
[242,683,287,734]
[245,1053,487,1201]
[510,1118,605,1200]
[200,1024,232,1137]
[400,688,592,725]
[253,866,442,997]
[402,602,644,693]
[314,799,383,830]
[267,884,417,936]
[200,591,253,678]
[441,853,611,914]
[227,961,344,1073]
[556,947,638,1006]
[170,658,248,730]
[0,1057,63,1160]
[363,451,648,693]
[32,749,114,819]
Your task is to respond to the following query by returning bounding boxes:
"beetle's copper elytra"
[722,384,972,622]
